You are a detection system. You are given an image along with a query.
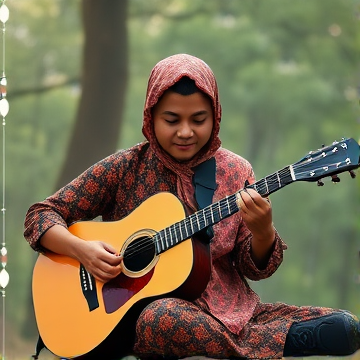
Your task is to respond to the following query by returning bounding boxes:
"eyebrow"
[162,110,208,116]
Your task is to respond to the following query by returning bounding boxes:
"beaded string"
[0,1,9,359]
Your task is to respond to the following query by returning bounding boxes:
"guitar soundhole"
[123,236,156,272]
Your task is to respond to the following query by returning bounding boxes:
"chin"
[172,154,195,163]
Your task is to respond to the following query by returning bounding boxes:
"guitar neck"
[154,165,294,254]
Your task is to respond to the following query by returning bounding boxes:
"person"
[24,53,360,360]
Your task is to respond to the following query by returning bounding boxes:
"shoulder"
[99,142,151,167]
[215,147,253,172]
[213,148,254,191]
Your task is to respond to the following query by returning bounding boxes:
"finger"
[95,262,122,281]
[102,242,119,255]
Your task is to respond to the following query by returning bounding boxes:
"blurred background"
[1,0,360,358]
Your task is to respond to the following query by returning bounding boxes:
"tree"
[21,0,129,340]
[55,0,129,189]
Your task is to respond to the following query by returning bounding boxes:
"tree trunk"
[22,0,128,340]
[55,0,129,189]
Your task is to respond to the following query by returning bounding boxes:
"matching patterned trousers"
[133,298,358,359]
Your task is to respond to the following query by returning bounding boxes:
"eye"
[165,119,178,124]
[193,118,206,124]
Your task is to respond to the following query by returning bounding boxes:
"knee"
[136,298,183,334]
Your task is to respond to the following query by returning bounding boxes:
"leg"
[133,298,245,359]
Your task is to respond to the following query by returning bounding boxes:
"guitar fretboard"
[154,165,294,254]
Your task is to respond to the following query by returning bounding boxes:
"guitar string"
[123,160,350,260]
[122,165,296,258]
[23,153,342,236]
[26,153,347,260]
[23,160,341,261]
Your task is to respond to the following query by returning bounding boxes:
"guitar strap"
[192,157,217,242]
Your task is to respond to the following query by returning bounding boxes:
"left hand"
[237,188,274,240]
[237,188,276,267]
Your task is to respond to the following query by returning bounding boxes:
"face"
[153,91,214,162]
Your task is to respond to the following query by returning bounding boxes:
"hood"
[142,54,222,174]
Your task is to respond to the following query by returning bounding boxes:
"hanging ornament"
[0,269,8,289]
[0,97,8,117]
[0,76,6,99]
[0,4,9,24]
[0,246,7,267]
[0,1,9,358]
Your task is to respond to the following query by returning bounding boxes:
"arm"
[233,188,287,280]
[40,225,122,282]
[24,152,124,282]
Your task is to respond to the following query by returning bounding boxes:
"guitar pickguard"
[102,269,154,314]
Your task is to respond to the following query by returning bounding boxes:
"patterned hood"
[142,54,222,177]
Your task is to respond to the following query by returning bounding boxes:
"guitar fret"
[159,232,165,251]
[164,227,170,248]
[179,222,184,239]
[169,226,173,246]
[202,209,208,227]
[265,178,269,194]
[220,199,227,218]
[155,235,161,254]
[195,212,201,230]
[190,216,195,234]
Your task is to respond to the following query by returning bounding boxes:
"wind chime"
[0,1,9,360]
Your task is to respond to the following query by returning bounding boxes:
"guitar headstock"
[292,138,360,184]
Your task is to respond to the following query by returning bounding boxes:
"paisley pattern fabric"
[134,298,338,359]
[24,54,350,359]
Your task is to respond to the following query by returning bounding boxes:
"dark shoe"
[283,312,360,357]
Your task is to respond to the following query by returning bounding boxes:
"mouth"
[175,143,195,150]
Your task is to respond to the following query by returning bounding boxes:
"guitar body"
[32,192,211,358]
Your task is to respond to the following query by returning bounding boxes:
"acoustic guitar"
[32,138,360,358]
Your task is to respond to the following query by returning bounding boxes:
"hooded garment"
[24,54,286,336]
[142,53,222,213]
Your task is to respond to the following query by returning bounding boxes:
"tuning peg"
[349,170,356,179]
[331,175,340,183]
[317,179,324,186]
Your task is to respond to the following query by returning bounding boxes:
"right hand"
[40,225,123,283]
[74,240,123,283]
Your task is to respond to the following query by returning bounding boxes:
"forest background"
[1,0,360,358]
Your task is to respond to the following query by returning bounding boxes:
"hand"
[237,188,274,241]
[75,240,123,283]
[237,188,276,268]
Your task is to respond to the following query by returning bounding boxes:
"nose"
[177,122,194,138]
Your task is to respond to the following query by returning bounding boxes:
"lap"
[133,298,344,359]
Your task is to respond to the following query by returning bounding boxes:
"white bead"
[0,4,9,24]
[0,268,9,288]
[0,98,9,117]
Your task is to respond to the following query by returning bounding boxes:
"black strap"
[193,157,217,242]
[32,335,45,359]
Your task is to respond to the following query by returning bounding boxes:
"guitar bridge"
[79,264,99,312]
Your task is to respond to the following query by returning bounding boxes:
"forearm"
[40,224,86,262]
[250,226,276,269]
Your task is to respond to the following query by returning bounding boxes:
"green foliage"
[2,0,360,345]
